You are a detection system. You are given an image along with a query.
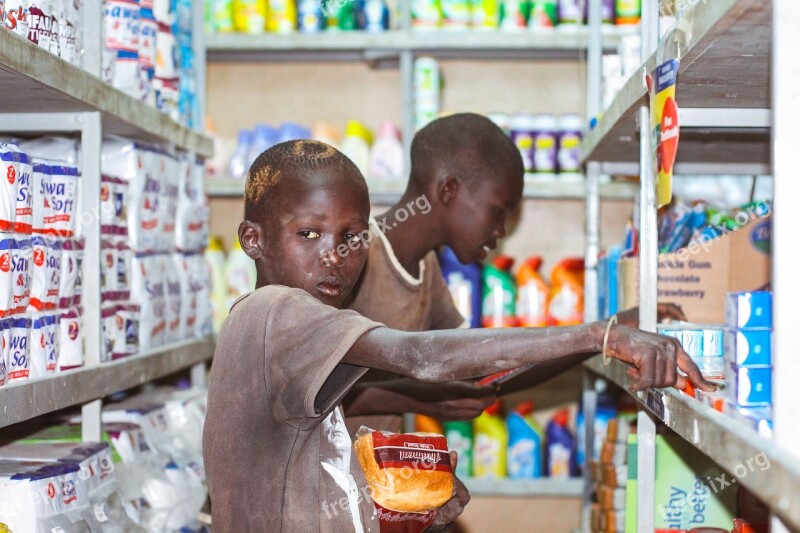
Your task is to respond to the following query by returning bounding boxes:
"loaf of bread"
[355,430,455,513]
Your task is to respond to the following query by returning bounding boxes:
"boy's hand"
[412,381,496,421]
[428,451,470,532]
[617,303,688,328]
[605,324,715,393]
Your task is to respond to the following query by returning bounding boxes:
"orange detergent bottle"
[516,256,550,327]
[547,257,585,326]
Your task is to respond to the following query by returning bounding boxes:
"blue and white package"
[702,328,724,357]
[726,365,772,407]
[680,329,704,358]
[724,329,772,367]
[726,291,772,329]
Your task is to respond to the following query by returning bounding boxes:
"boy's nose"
[319,247,343,267]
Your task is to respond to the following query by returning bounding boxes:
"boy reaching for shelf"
[202,139,712,532]
[343,113,687,432]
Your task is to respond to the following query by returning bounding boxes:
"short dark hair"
[409,113,523,188]
[244,139,365,223]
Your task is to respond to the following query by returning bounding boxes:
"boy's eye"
[345,233,361,244]
[298,230,320,239]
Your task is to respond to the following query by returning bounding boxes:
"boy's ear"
[238,220,265,260]
[437,175,459,207]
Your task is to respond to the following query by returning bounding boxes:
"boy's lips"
[317,277,345,299]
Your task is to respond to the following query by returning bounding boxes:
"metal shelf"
[463,477,583,498]
[585,356,800,531]
[206,26,638,62]
[0,338,215,429]
[0,30,213,157]
[206,176,639,202]
[581,0,771,168]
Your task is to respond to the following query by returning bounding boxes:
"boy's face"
[446,167,523,264]
[243,167,370,309]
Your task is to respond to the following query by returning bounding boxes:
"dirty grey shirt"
[203,285,382,532]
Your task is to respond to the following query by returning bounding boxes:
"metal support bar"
[0,112,97,133]
[581,372,598,533]
[637,410,657,532]
[586,0,603,121]
[598,161,771,177]
[638,106,657,333]
[82,400,102,443]
[584,162,601,323]
[193,0,207,132]
[772,0,800,531]
[400,50,414,177]
[679,108,772,129]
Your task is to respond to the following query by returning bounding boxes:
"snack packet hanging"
[58,306,83,370]
[28,236,61,311]
[0,143,24,232]
[11,236,32,314]
[29,311,60,378]
[354,427,455,533]
[649,58,680,208]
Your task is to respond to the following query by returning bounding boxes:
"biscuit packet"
[354,427,456,533]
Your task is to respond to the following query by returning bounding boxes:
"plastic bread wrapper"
[354,427,456,533]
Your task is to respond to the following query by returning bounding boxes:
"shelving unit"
[581,1,800,532]
[206,175,640,202]
[206,26,637,61]
[464,477,583,498]
[0,1,214,443]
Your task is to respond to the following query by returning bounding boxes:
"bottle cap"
[515,399,535,416]
[484,399,503,416]
[345,120,374,145]
[554,409,569,427]
[312,121,342,147]
[377,121,401,140]
[207,235,225,252]
[524,256,543,272]
[492,255,515,271]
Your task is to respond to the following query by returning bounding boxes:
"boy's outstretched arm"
[343,322,714,393]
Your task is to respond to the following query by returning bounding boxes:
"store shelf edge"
[585,355,800,531]
[0,338,215,429]
[463,477,583,498]
[0,30,213,157]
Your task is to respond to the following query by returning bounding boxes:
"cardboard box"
[619,215,771,324]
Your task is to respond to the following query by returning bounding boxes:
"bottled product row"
[0,0,201,128]
[0,138,211,387]
[209,108,586,182]
[205,0,642,34]
[0,386,209,533]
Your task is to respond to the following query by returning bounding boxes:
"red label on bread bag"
[374,503,437,533]
[372,433,452,473]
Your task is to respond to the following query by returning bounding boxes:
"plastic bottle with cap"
[369,121,404,180]
[508,112,536,174]
[439,246,482,328]
[233,0,268,33]
[516,255,549,327]
[228,129,252,178]
[267,0,298,33]
[340,120,373,178]
[546,409,575,478]
[482,255,517,328]
[547,257,584,326]
[312,121,342,149]
[507,399,543,479]
[531,113,558,175]
[205,236,228,334]
[443,420,473,477]
[246,124,278,169]
[557,113,583,177]
[473,400,507,478]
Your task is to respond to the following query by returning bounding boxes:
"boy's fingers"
[450,451,458,472]
[676,351,716,392]
[674,374,687,390]
[658,303,687,322]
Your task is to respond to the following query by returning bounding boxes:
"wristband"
[603,314,618,366]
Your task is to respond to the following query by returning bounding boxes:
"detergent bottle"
[516,255,549,327]
[546,409,575,479]
[205,236,228,334]
[547,257,584,326]
[473,400,507,478]
[443,420,473,478]
[440,246,482,328]
[482,255,516,328]
[507,400,543,479]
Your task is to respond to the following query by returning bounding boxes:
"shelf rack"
[0,1,215,442]
[206,175,640,203]
[581,1,800,532]
[206,26,638,62]
[463,477,584,498]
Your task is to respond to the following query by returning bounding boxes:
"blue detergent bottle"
[546,409,576,478]
[439,246,482,328]
[507,400,542,479]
